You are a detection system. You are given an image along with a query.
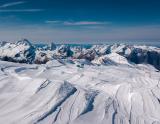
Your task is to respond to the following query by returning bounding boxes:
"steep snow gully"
[0,39,159,124]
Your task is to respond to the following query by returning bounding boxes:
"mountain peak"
[16,38,32,46]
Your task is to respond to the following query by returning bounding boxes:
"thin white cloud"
[45,20,110,26]
[0,1,43,12]
[63,21,109,26]
[45,20,62,24]
[0,9,44,12]
[0,1,26,8]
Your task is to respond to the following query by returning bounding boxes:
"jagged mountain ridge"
[0,39,159,70]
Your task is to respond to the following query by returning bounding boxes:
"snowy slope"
[92,53,130,65]
[0,58,159,124]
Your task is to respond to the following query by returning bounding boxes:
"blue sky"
[0,0,160,43]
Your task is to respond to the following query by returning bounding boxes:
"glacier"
[0,39,159,124]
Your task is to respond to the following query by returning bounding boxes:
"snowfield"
[0,40,160,124]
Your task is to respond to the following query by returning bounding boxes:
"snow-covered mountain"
[0,39,160,124]
[0,39,159,70]
[0,39,35,63]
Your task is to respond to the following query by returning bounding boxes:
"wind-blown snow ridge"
[0,39,160,124]
[0,60,159,124]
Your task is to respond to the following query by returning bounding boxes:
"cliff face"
[127,49,160,70]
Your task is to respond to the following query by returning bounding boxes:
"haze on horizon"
[0,0,160,44]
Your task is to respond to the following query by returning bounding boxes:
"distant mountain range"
[0,39,159,70]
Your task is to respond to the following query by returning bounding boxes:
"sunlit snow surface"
[0,58,159,124]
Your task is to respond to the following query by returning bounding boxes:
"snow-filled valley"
[0,39,160,124]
